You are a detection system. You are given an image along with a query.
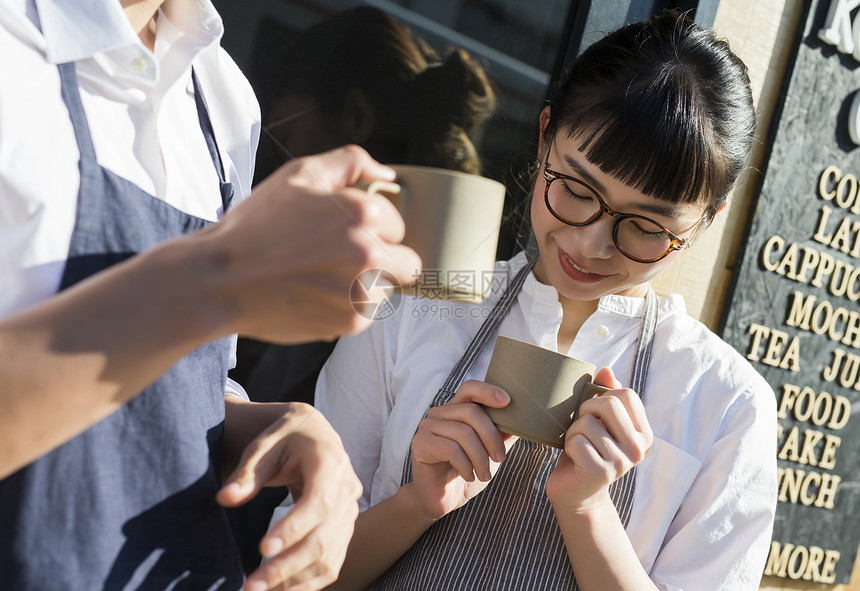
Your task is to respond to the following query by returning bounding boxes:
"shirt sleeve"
[315,307,401,512]
[649,382,778,591]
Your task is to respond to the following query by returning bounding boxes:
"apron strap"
[191,68,235,214]
[607,285,658,527]
[57,62,98,165]
[432,257,537,406]
[399,257,536,487]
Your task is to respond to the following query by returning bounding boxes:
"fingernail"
[260,536,284,558]
[221,482,244,496]
[244,579,268,591]
[494,447,506,462]
[494,390,510,404]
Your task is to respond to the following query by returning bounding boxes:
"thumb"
[593,367,623,389]
[294,145,395,192]
[451,379,511,407]
[216,454,274,508]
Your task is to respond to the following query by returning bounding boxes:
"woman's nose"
[572,214,617,259]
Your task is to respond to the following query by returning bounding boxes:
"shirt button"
[594,325,610,339]
[130,57,149,73]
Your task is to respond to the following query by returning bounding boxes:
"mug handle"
[571,382,611,423]
[353,178,404,210]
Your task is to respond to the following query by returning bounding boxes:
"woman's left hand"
[546,367,653,514]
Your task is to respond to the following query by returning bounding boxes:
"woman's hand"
[407,380,517,521]
[546,367,653,515]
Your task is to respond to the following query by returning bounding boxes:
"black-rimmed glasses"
[542,143,703,263]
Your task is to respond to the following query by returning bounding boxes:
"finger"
[563,430,623,481]
[426,403,507,462]
[245,532,338,591]
[449,379,510,407]
[412,426,479,482]
[586,385,652,443]
[592,367,623,389]
[366,242,422,292]
[290,145,395,193]
[567,414,624,463]
[263,496,326,559]
[263,466,359,558]
[347,188,406,243]
[424,417,494,480]
[311,189,421,283]
[217,442,287,508]
[576,395,651,462]
[252,490,358,591]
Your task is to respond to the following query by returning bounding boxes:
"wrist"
[550,488,615,521]
[155,225,242,341]
[394,483,442,527]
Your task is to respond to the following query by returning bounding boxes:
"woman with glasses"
[262,9,777,591]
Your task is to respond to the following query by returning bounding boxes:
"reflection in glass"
[253,7,496,183]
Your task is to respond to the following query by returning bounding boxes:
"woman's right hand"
[407,380,517,521]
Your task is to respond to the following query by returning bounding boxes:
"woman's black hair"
[544,9,756,218]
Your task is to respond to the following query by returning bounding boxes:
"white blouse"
[313,251,778,591]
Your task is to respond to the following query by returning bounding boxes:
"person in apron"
[0,2,421,590]
[297,9,777,591]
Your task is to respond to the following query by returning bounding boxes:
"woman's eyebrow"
[562,153,606,194]
[561,153,682,219]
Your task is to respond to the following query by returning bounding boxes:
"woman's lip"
[557,248,608,283]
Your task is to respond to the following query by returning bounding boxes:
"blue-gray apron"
[0,62,243,590]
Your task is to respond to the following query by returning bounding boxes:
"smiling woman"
[268,9,778,591]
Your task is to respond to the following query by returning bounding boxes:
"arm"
[327,380,514,591]
[0,146,421,478]
[546,367,658,591]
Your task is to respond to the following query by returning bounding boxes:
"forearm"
[0,232,231,478]
[327,484,436,591]
[554,497,658,591]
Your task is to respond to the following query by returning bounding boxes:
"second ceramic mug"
[359,165,506,303]
[482,336,609,448]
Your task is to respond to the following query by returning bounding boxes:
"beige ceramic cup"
[358,165,505,303]
[482,336,609,448]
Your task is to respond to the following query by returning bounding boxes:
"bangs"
[561,64,722,207]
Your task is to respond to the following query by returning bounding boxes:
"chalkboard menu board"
[720,0,860,584]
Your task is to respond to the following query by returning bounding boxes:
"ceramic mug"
[482,336,608,448]
[358,165,505,303]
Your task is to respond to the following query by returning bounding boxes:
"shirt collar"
[35,0,138,64]
[34,0,223,64]
[509,250,686,349]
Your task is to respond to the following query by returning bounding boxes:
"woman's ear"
[538,106,551,155]
[340,88,377,145]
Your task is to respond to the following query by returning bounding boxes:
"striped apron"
[371,257,658,590]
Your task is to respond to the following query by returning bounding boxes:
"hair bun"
[410,48,496,130]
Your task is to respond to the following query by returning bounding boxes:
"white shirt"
[0,0,260,317]
[313,251,778,591]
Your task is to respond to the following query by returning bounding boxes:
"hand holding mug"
[545,367,654,514]
[201,145,422,345]
[407,380,517,521]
